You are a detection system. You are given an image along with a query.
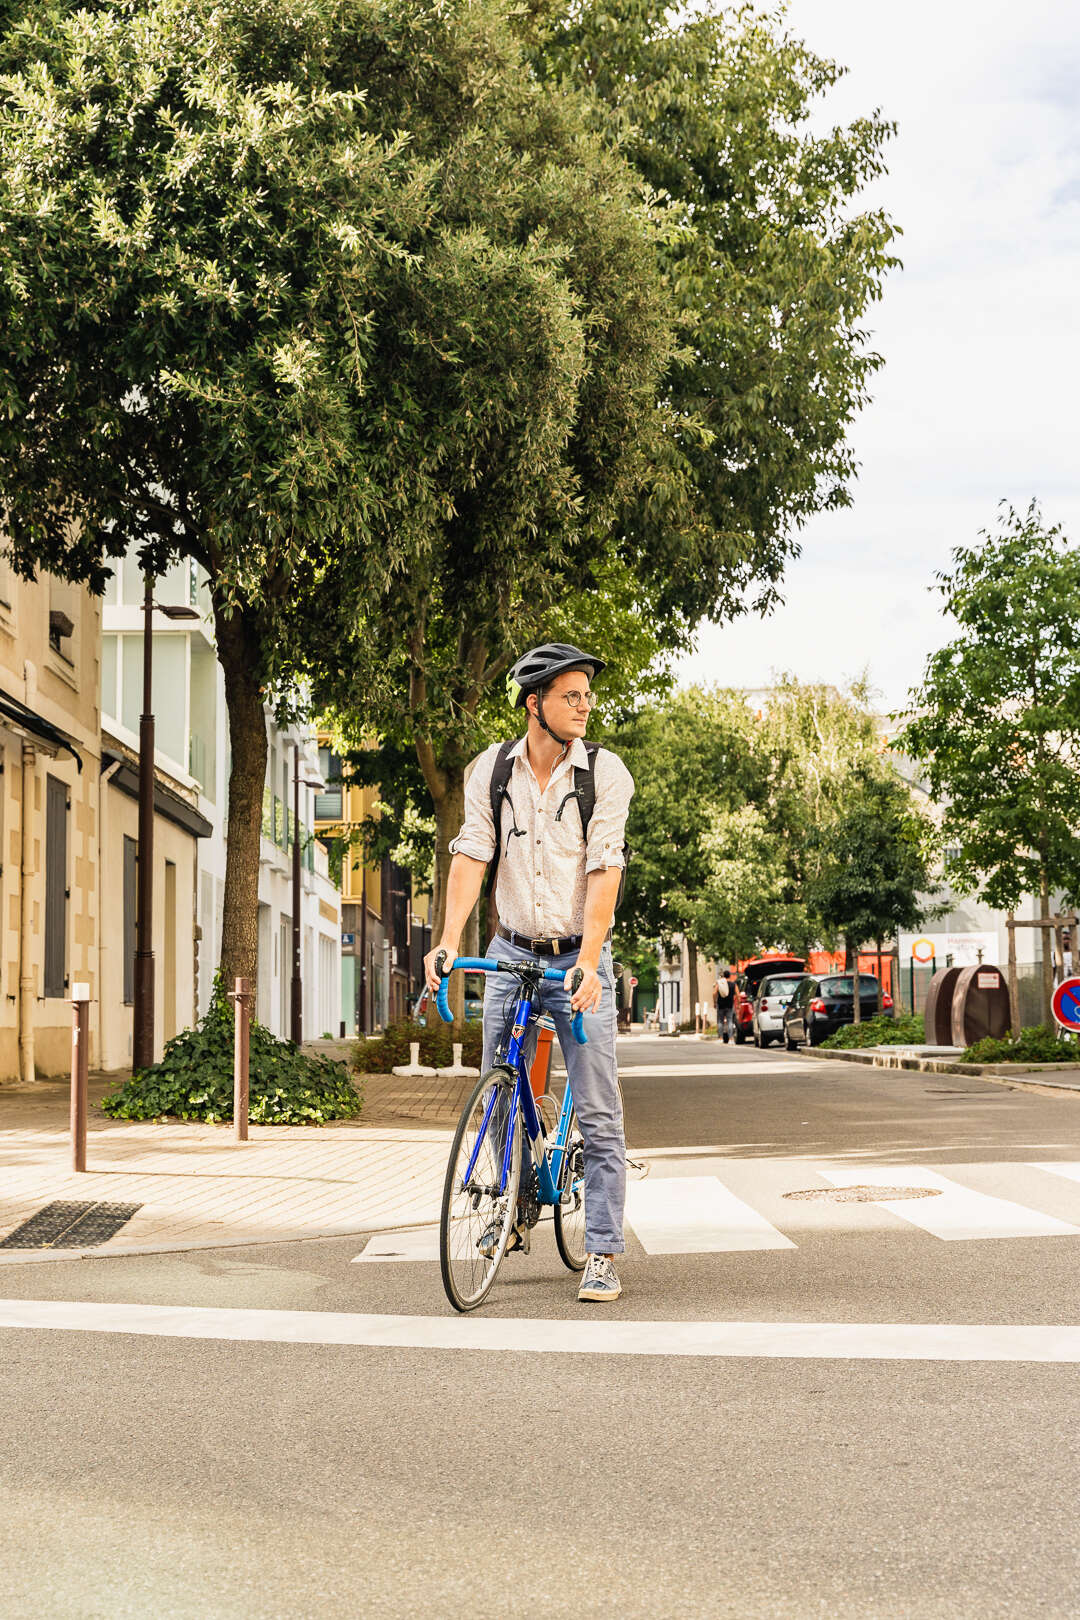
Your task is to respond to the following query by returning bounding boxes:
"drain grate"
[783,1185,943,1204]
[0,1200,142,1249]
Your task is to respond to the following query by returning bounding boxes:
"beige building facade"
[0,561,102,1078]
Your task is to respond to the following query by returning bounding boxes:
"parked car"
[733,956,806,1045]
[783,973,893,1048]
[412,974,485,1025]
[753,973,810,1047]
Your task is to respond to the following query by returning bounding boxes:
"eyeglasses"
[558,691,598,710]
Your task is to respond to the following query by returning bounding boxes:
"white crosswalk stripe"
[352,1162,1080,1261]
[353,1227,440,1263]
[815,1164,1080,1241]
[625,1175,795,1254]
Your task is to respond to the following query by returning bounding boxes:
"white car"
[752,973,809,1048]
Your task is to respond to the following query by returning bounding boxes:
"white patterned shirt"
[449,736,634,939]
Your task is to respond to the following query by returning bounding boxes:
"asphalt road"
[4,1039,1080,1619]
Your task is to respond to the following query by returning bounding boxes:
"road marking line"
[352,1227,440,1263]
[1029,1163,1080,1185]
[3,1298,1080,1360]
[817,1165,1080,1241]
[625,1175,795,1253]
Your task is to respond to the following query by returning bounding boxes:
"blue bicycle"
[433,952,589,1312]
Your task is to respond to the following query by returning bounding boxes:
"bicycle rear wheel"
[552,1079,630,1270]
[553,1101,587,1270]
[440,1068,521,1313]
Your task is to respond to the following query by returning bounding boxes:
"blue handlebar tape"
[435,977,452,1023]
[436,958,588,1043]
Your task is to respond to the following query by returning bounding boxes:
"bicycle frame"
[438,956,586,1207]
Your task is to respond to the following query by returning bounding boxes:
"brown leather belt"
[496,925,583,958]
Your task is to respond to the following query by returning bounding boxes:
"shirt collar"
[509,735,589,772]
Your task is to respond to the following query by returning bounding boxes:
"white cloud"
[677,0,1080,710]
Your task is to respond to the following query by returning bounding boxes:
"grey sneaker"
[577,1254,622,1303]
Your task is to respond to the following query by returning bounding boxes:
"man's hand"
[568,963,603,1014]
[424,943,457,994]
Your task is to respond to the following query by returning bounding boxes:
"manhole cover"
[783,1186,943,1204]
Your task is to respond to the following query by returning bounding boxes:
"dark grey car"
[783,974,893,1048]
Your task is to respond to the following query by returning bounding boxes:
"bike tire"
[553,1102,587,1271]
[440,1068,521,1313]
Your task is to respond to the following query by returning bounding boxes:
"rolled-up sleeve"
[585,749,634,873]
[448,745,498,863]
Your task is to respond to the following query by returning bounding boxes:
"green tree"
[314,0,899,961]
[897,502,1080,1022]
[534,0,900,623]
[612,686,764,993]
[687,804,794,969]
[0,0,659,990]
[805,770,936,1019]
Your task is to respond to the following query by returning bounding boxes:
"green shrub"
[961,1024,1080,1065]
[102,985,363,1125]
[822,1013,926,1049]
[353,1017,484,1074]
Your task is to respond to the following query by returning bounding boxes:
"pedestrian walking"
[425,642,633,1304]
[715,969,734,1043]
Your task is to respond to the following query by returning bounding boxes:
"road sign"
[341,932,355,946]
[1051,977,1080,1033]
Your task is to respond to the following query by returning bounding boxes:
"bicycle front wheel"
[440,1068,521,1313]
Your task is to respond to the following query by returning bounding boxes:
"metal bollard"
[230,976,252,1142]
[70,983,90,1172]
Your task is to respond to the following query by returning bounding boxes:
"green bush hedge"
[961,1024,1080,1065]
[102,986,363,1125]
[821,1013,926,1049]
[353,1018,485,1074]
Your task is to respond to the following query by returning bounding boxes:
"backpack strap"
[485,738,524,899]
[554,740,599,842]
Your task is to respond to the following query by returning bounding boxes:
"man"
[715,968,734,1043]
[424,642,633,1303]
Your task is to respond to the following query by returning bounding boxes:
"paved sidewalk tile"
[0,1076,454,1261]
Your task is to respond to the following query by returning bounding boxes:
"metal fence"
[895,961,1049,1031]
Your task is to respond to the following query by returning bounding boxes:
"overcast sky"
[676,0,1080,713]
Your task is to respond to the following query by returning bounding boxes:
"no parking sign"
[1051,977,1080,1033]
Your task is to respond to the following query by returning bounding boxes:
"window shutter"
[44,775,68,998]
[123,835,137,1005]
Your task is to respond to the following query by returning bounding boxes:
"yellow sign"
[911,937,936,964]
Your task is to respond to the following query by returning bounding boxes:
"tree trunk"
[215,603,268,997]
[876,938,883,1015]
[686,936,699,1030]
[849,936,861,1024]
[430,768,468,1025]
[1040,869,1054,1027]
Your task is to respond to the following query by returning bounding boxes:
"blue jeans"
[481,936,625,1255]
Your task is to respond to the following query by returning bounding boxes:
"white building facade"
[102,551,341,1049]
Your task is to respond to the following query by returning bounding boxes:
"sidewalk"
[0,1071,475,1264]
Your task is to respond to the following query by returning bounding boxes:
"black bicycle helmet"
[506,643,607,709]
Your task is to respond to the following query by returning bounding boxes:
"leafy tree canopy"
[897,502,1080,912]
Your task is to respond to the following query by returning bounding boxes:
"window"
[47,579,79,675]
[123,836,137,1004]
[44,776,68,998]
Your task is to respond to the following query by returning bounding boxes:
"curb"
[0,1212,440,1266]
[800,1046,1080,1094]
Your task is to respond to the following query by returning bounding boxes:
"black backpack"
[485,737,630,911]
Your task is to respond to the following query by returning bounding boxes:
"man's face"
[532,668,593,736]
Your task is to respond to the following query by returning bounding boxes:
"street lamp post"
[290,743,325,1046]
[132,571,199,1072]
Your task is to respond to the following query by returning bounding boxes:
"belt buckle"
[532,936,548,955]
